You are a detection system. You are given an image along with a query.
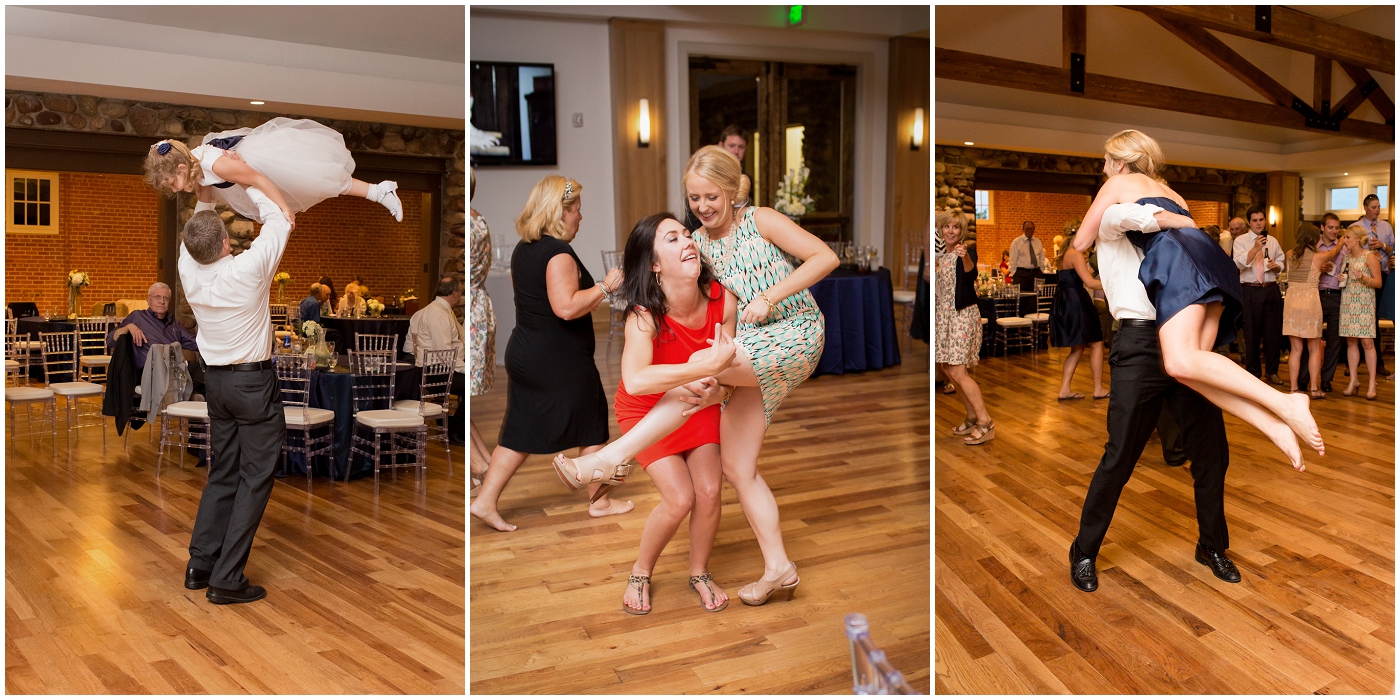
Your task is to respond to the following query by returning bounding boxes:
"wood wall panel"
[884,36,930,288]
[609,19,668,251]
[1267,171,1301,250]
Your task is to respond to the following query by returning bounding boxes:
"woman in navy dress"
[1072,129,1322,471]
[1049,243,1107,400]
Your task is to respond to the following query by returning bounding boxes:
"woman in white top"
[143,118,403,227]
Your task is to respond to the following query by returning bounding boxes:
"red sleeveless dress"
[613,281,724,467]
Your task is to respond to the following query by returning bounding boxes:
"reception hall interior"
[470,4,929,694]
[4,6,465,694]
[935,4,1394,694]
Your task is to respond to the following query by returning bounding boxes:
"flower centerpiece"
[301,320,331,369]
[774,165,815,221]
[66,270,90,319]
[273,271,292,303]
[366,298,384,318]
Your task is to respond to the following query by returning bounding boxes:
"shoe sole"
[207,590,268,605]
[185,581,209,590]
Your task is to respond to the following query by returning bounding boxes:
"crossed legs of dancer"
[1158,302,1323,471]
[622,445,727,613]
[469,443,634,532]
[1058,342,1108,399]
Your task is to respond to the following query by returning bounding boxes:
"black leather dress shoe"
[184,567,210,590]
[1195,543,1241,583]
[206,584,267,605]
[1069,540,1098,592]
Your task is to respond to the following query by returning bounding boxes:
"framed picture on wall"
[470,61,557,166]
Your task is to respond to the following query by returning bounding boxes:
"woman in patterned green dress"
[1339,225,1382,399]
[556,146,839,605]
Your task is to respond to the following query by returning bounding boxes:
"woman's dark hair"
[618,212,721,341]
[1292,222,1320,260]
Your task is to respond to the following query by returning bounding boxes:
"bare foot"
[589,497,634,517]
[469,501,518,531]
[1260,420,1305,472]
[1278,391,1324,456]
[623,573,651,613]
[691,573,729,611]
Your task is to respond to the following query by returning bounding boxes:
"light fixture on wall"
[1269,206,1279,227]
[964,141,974,146]
[249,100,265,105]
[911,108,924,151]
[638,98,651,148]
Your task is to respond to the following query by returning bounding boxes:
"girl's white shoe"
[368,180,402,222]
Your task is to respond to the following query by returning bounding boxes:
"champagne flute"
[327,341,338,371]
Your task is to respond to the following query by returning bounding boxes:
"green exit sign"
[788,5,805,26]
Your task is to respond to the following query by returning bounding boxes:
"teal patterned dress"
[693,206,825,426]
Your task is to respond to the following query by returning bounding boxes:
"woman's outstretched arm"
[620,311,736,396]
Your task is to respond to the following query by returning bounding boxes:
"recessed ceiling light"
[1344,172,1349,176]
[250,101,265,105]
[964,141,974,146]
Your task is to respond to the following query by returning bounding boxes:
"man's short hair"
[183,211,227,264]
[718,124,745,143]
[1246,204,1266,221]
[1022,220,1034,229]
[1363,193,1380,206]
[309,282,322,295]
[1323,212,1341,225]
[436,277,460,297]
[147,282,171,298]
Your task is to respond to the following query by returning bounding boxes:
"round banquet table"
[807,267,901,376]
[319,316,412,359]
[279,360,422,480]
[976,293,1039,356]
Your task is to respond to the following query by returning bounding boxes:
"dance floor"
[5,419,465,693]
[470,327,931,694]
[936,349,1395,693]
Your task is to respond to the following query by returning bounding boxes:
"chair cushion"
[164,401,208,419]
[80,355,112,366]
[393,400,445,417]
[5,360,18,370]
[355,409,427,429]
[49,381,104,397]
[996,317,1033,328]
[6,387,53,401]
[892,290,917,304]
[1023,312,1051,322]
[980,318,988,325]
[283,406,335,426]
[1381,319,1395,329]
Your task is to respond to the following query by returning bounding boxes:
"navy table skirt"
[808,267,900,376]
[319,316,412,359]
[281,363,421,480]
[16,318,77,379]
[976,294,1039,356]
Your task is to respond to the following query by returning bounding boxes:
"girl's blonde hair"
[515,175,582,243]
[1344,223,1371,247]
[935,209,966,244]
[143,139,202,195]
[683,145,752,210]
[1104,129,1166,180]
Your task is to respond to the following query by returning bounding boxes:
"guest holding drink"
[338,282,366,317]
[934,210,993,444]
[469,175,628,531]
[1049,242,1108,401]
[1282,223,1341,397]
[1339,224,1383,399]
[1351,194,1394,379]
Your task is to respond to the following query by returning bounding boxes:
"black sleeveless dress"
[1130,197,1245,345]
[1050,268,1103,347]
[499,236,609,454]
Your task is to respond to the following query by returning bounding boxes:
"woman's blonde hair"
[935,209,966,244]
[143,139,202,195]
[1344,223,1371,246]
[683,145,752,210]
[515,175,582,243]
[1104,129,1166,180]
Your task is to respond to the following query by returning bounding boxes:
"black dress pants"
[1240,284,1283,378]
[187,367,285,590]
[1075,325,1230,560]
[1011,267,1040,292]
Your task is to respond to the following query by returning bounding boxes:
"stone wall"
[6,90,466,325]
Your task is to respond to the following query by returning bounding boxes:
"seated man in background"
[317,275,338,316]
[299,283,328,326]
[338,282,366,317]
[404,277,465,445]
[107,282,200,376]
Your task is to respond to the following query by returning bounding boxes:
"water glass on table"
[326,341,338,371]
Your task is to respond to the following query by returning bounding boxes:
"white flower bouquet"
[366,299,384,317]
[301,320,322,340]
[67,270,90,288]
[774,166,815,218]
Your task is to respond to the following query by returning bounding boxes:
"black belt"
[206,360,273,372]
[1320,288,1342,294]
[1119,318,1156,328]
[1242,282,1277,287]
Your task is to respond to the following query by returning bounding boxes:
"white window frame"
[974,189,993,223]
[6,169,60,235]
[1318,174,1389,222]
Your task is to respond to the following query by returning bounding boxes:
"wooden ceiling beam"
[1150,16,1296,107]
[1062,6,1086,69]
[1331,76,1375,122]
[1129,6,1393,75]
[1338,63,1395,123]
[1314,56,1332,115]
[935,47,1393,143]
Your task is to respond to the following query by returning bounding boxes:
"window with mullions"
[6,170,59,234]
[974,190,992,221]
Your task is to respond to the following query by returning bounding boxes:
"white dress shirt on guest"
[1097,202,1162,321]
[179,189,289,366]
[1007,235,1047,272]
[404,296,466,371]
[1231,231,1285,283]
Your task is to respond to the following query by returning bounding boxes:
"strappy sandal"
[622,574,650,615]
[941,382,957,395]
[689,572,728,612]
[553,453,633,504]
[952,417,977,436]
[737,562,799,606]
[963,421,995,445]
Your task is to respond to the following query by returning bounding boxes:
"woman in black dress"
[470,175,629,532]
[1050,242,1108,400]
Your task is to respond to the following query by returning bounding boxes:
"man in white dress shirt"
[404,276,466,444]
[179,187,289,605]
[1007,220,1048,291]
[1233,206,1286,384]
[1350,193,1394,379]
[1070,201,1239,593]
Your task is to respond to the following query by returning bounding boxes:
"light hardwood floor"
[470,329,931,694]
[5,416,465,694]
[935,348,1395,693]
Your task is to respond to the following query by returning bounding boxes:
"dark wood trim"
[1339,63,1395,122]
[1332,76,1376,121]
[1168,181,1235,203]
[1151,16,1296,107]
[1314,56,1332,115]
[973,168,1101,196]
[1129,5,1393,74]
[935,48,1394,142]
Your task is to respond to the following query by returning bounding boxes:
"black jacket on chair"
[101,333,138,435]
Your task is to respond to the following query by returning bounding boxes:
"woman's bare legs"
[1059,346,1085,398]
[721,386,797,586]
[625,454,695,614]
[1363,337,1378,398]
[1089,341,1107,398]
[1307,338,1323,394]
[686,445,728,610]
[944,364,990,424]
[1288,336,1304,392]
[558,387,698,480]
[1347,338,1362,395]
[469,421,491,477]
[937,363,977,425]
[471,444,630,532]
[1159,303,1323,455]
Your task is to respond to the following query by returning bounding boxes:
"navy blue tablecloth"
[319,316,412,360]
[280,362,421,480]
[16,318,77,379]
[808,267,900,376]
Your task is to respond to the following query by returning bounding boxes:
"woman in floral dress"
[935,210,993,444]
[468,169,496,487]
[1339,224,1383,399]
[554,145,839,605]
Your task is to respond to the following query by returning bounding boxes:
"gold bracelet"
[759,290,775,310]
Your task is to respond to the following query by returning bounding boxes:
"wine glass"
[326,341,338,371]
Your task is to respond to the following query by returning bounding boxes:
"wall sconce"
[638,98,651,148]
[911,108,924,151]
[1268,206,1278,227]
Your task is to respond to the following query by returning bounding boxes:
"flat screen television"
[471,61,557,166]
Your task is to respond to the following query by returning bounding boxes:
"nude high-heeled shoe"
[737,561,798,606]
[553,453,632,504]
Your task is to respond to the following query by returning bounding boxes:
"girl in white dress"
[143,117,403,226]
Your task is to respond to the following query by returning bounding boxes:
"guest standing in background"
[1008,220,1047,291]
[1339,224,1383,400]
[1049,243,1108,401]
[1222,217,1245,255]
[1282,223,1340,397]
[999,250,1011,283]
[468,169,497,487]
[1233,205,1286,384]
[1305,213,1346,393]
[1351,193,1393,379]
[469,175,628,532]
[934,210,993,445]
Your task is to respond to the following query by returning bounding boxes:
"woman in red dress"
[558,213,739,615]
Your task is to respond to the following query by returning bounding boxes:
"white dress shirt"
[1232,231,1285,283]
[1007,235,1046,272]
[179,188,289,366]
[1098,202,1162,321]
[404,296,466,371]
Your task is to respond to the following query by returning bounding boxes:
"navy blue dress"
[1050,268,1103,347]
[1129,197,1244,345]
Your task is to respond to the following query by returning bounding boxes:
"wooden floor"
[936,347,1395,693]
[470,327,931,694]
[5,415,465,694]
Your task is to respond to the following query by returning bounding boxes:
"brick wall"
[1184,200,1226,229]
